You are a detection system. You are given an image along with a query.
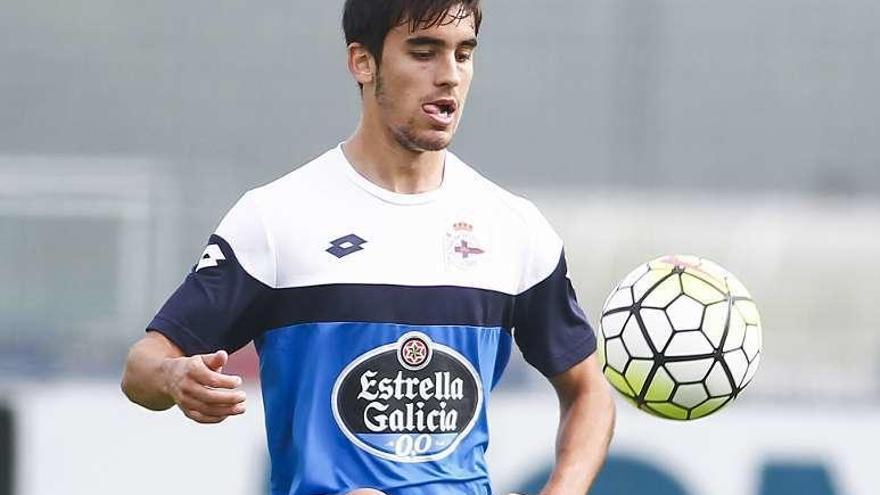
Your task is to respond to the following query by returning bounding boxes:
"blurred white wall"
[6,383,878,494]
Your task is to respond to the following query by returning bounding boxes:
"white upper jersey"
[218,144,564,295]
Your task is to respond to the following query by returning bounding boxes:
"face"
[367,12,477,152]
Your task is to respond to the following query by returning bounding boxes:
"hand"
[162,350,247,424]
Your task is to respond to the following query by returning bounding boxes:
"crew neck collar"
[335,143,451,206]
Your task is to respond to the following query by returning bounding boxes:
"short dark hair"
[343,0,482,65]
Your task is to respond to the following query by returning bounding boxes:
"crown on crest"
[453,222,473,232]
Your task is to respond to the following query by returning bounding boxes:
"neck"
[343,118,445,195]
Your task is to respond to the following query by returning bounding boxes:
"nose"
[435,52,462,88]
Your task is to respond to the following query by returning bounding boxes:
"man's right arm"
[123,191,271,423]
[121,331,247,423]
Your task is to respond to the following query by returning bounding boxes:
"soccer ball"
[597,255,762,420]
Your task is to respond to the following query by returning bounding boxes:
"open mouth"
[422,99,458,125]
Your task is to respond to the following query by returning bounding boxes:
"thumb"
[201,350,228,371]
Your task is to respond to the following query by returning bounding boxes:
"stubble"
[375,71,450,152]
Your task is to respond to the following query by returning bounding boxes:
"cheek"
[460,64,474,87]
[383,70,423,105]
[459,72,474,101]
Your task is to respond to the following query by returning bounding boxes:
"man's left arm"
[510,203,616,493]
[540,354,615,495]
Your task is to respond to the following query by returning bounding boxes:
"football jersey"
[148,145,596,495]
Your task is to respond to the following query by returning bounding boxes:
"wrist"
[539,464,594,495]
[158,356,183,401]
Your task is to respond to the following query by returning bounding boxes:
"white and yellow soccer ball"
[598,255,762,420]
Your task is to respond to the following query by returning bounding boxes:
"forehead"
[385,10,477,46]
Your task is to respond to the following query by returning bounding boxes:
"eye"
[411,51,433,60]
[456,51,473,63]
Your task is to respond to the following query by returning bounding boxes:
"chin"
[416,137,452,152]
[394,127,455,152]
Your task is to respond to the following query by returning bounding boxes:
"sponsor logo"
[195,244,225,272]
[445,222,485,269]
[331,332,483,462]
[327,233,367,259]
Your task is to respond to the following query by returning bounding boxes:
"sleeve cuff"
[530,331,597,378]
[146,315,215,356]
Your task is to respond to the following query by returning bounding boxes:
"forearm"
[541,386,615,495]
[121,333,183,411]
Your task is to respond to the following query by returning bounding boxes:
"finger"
[187,358,242,389]
[185,383,247,406]
[183,408,228,424]
[201,350,229,372]
[178,395,246,417]
[190,402,246,418]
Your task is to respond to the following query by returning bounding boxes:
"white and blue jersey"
[148,145,596,495]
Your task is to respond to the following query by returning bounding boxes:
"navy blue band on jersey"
[260,283,516,330]
[512,250,597,377]
[148,236,594,377]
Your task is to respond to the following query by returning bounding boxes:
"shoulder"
[448,152,563,293]
[212,146,344,287]
[448,152,561,245]
[217,147,340,240]
[248,147,342,206]
[447,152,546,227]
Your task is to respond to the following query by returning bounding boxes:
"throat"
[341,137,446,195]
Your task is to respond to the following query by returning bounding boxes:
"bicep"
[549,353,605,405]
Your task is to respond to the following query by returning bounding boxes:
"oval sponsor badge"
[331,331,483,462]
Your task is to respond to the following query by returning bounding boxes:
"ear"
[347,42,377,86]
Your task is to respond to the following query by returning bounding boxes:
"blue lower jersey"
[256,323,511,495]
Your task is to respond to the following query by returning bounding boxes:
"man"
[121,1,615,494]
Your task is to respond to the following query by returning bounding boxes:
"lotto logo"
[196,244,226,272]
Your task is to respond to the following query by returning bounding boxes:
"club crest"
[445,221,486,269]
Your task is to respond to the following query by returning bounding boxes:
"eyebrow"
[405,36,479,49]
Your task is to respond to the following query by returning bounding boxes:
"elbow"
[120,350,134,400]
[120,347,173,412]
[607,393,617,440]
[601,383,617,445]
[120,366,137,404]
[120,355,144,407]
[120,374,171,412]
[120,345,141,404]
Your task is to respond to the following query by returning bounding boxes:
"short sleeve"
[512,203,596,377]
[146,191,276,355]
